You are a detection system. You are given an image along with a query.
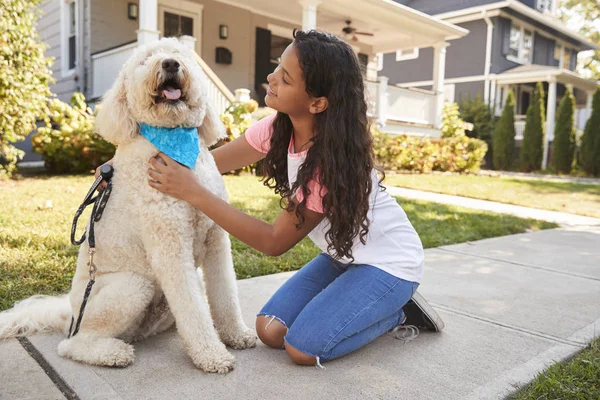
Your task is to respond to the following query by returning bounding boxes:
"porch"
[87,0,467,134]
[491,65,598,169]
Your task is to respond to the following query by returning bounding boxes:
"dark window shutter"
[255,27,272,106]
[501,18,511,56]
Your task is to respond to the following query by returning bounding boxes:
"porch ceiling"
[216,0,468,53]
[494,65,599,92]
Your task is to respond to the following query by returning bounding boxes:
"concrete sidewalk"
[386,186,600,228]
[3,225,599,400]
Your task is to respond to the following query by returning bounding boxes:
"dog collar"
[139,123,199,169]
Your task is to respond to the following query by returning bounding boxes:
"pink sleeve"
[244,113,276,154]
[296,176,327,214]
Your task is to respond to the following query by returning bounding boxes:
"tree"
[551,87,576,174]
[492,89,516,170]
[580,88,600,176]
[520,82,546,172]
[0,0,53,178]
[558,0,600,80]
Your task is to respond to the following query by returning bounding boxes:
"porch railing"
[91,41,235,115]
[365,79,436,128]
[514,115,526,140]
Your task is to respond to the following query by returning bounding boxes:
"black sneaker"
[402,291,444,332]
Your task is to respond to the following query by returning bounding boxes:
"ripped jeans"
[257,253,419,365]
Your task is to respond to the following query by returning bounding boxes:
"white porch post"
[489,79,497,110]
[299,0,321,30]
[137,0,160,45]
[586,91,594,123]
[543,78,557,170]
[432,42,448,128]
[376,76,389,127]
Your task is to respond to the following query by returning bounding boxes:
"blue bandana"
[139,123,199,169]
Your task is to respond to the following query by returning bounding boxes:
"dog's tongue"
[162,86,181,100]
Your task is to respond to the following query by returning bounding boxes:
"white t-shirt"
[245,114,424,283]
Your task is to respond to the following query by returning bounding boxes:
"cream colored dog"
[0,38,256,373]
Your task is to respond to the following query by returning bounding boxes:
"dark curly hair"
[261,29,384,261]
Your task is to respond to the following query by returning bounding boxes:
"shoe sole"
[404,290,445,332]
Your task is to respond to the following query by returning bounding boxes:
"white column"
[489,79,497,110]
[376,76,389,127]
[586,91,593,123]
[299,0,321,30]
[483,14,494,104]
[137,0,160,45]
[542,78,557,170]
[235,88,251,102]
[432,42,449,128]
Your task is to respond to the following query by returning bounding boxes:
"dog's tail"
[0,294,72,339]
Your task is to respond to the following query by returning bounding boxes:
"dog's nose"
[162,59,180,73]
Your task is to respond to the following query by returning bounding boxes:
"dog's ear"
[198,104,227,148]
[95,72,137,145]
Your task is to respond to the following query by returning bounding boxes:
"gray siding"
[393,0,498,15]
[454,81,486,103]
[90,0,138,54]
[38,0,79,101]
[382,19,486,85]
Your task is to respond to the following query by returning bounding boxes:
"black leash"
[68,164,114,338]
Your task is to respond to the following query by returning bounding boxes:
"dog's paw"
[58,337,135,368]
[220,328,258,350]
[190,346,235,374]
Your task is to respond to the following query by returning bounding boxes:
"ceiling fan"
[342,20,374,42]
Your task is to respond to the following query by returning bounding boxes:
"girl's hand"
[148,152,200,202]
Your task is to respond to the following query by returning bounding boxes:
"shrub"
[441,102,473,139]
[373,130,487,174]
[580,88,600,176]
[551,87,576,174]
[0,0,53,178]
[520,82,546,172]
[492,89,516,170]
[32,93,115,173]
[217,99,260,174]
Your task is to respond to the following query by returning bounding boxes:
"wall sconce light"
[128,3,138,20]
[219,24,229,40]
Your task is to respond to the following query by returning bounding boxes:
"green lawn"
[384,173,600,218]
[0,174,556,311]
[509,336,600,399]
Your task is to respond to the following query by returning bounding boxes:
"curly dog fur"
[0,38,256,373]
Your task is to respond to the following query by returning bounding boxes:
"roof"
[493,64,599,91]
[428,0,599,51]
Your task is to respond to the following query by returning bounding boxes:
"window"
[536,0,554,14]
[62,0,77,75]
[163,12,194,38]
[507,23,533,64]
[563,50,571,70]
[395,48,419,61]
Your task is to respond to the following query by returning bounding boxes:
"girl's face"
[265,44,313,116]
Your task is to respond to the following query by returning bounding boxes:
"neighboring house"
[382,0,600,168]
[17,0,468,165]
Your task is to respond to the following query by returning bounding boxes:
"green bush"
[492,89,516,170]
[520,82,546,172]
[373,130,487,174]
[32,93,115,173]
[580,88,600,176]
[551,87,576,174]
[441,102,473,138]
[459,95,494,142]
[216,99,261,174]
[0,0,53,178]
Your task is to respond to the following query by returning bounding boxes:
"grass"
[0,174,556,311]
[384,173,600,218]
[509,336,600,399]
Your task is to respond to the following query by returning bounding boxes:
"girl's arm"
[211,133,266,175]
[148,153,324,257]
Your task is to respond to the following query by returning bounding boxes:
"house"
[382,0,600,168]
[17,0,468,165]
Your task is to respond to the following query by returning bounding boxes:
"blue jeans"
[257,253,419,364]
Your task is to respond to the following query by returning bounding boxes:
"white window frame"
[395,47,419,61]
[536,0,555,15]
[60,0,78,77]
[506,23,533,65]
